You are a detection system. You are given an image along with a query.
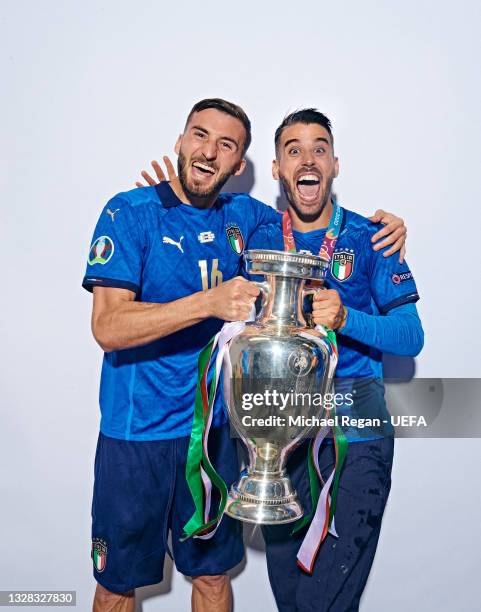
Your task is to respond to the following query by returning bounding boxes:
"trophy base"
[225,473,303,525]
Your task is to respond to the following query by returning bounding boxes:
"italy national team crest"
[331,250,355,281]
[226,224,244,254]
[91,538,107,573]
[88,236,114,265]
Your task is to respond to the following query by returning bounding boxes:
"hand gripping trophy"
[224,249,337,525]
[182,250,343,572]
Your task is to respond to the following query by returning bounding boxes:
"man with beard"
[84,98,280,612]
[85,99,407,612]
[246,109,423,612]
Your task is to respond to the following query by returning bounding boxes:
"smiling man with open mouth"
[174,105,247,205]
[276,121,337,223]
[247,109,423,612]
[84,98,411,612]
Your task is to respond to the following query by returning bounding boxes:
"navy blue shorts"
[262,437,394,612]
[91,424,244,593]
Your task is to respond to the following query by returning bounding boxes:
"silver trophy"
[224,250,336,525]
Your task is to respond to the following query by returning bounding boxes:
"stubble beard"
[280,172,335,223]
[177,151,233,202]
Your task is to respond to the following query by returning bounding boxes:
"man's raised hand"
[369,209,407,263]
[135,156,177,187]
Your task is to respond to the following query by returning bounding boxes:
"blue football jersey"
[83,183,280,440]
[248,206,420,442]
[247,207,420,379]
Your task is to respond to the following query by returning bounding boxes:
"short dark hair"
[274,108,333,155]
[185,98,252,155]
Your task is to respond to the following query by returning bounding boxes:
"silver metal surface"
[245,249,329,281]
[224,250,335,524]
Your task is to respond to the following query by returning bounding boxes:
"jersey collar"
[155,181,227,211]
[155,182,183,208]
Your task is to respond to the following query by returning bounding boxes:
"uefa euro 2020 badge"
[91,538,108,573]
[88,236,114,265]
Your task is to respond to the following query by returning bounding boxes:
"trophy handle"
[253,281,271,310]
[302,286,325,328]
[302,287,322,298]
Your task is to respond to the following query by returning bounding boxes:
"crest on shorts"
[331,250,354,282]
[88,236,114,265]
[92,538,108,572]
[226,224,244,254]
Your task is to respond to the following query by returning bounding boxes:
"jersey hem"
[100,420,228,442]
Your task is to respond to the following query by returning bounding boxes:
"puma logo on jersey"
[106,208,120,221]
[163,235,185,253]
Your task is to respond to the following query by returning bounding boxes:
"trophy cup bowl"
[224,250,334,525]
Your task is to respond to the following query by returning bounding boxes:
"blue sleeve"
[249,196,282,228]
[242,197,283,278]
[243,220,284,280]
[246,221,284,251]
[340,302,424,356]
[367,225,419,313]
[82,195,146,295]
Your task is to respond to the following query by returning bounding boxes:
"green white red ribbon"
[182,321,245,541]
[282,200,347,573]
[293,329,348,574]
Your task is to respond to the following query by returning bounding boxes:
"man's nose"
[301,154,315,167]
[201,140,217,161]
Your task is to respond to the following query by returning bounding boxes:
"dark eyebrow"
[191,125,209,135]
[284,137,330,148]
[191,125,239,149]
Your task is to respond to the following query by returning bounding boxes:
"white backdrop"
[1,1,480,610]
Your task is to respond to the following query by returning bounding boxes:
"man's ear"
[334,156,339,178]
[233,158,247,177]
[174,134,182,155]
[272,158,280,180]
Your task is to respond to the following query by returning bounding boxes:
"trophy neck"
[257,275,307,329]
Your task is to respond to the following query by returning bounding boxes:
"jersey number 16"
[198,259,223,291]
